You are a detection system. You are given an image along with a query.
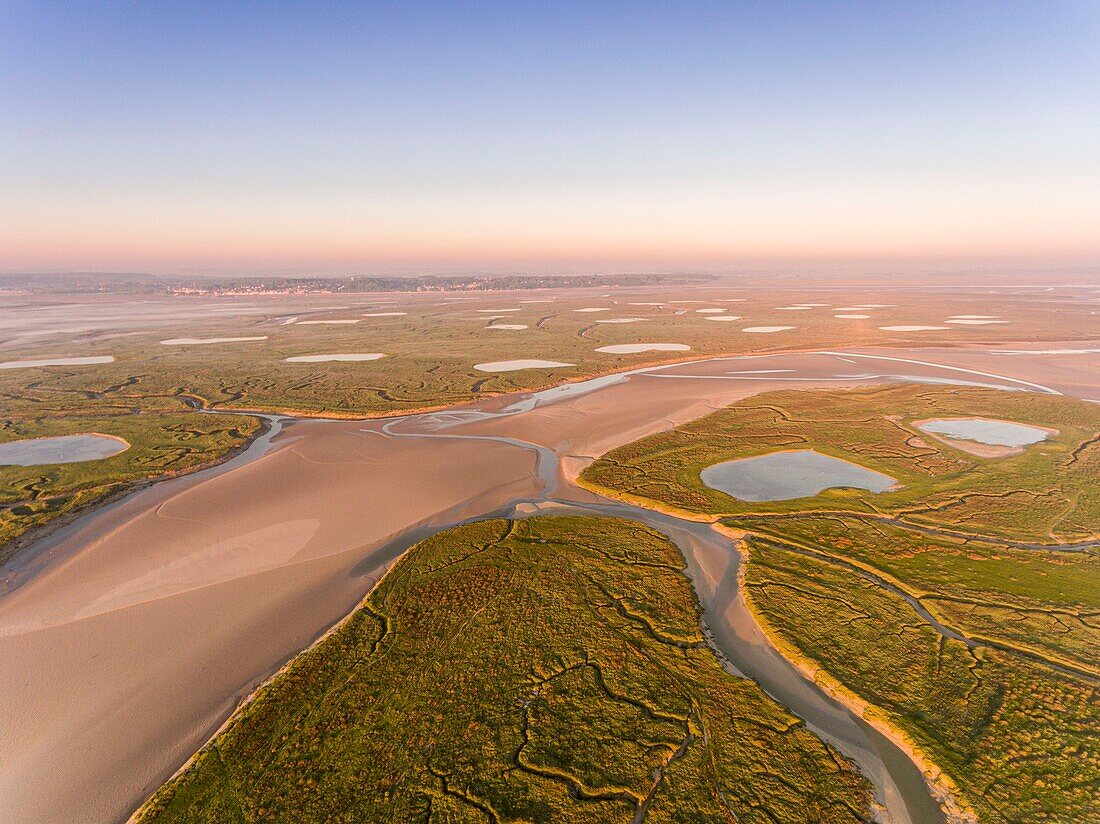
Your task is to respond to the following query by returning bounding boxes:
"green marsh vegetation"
[137,516,873,823]
[582,385,1100,821]
[1,292,1086,566]
[581,385,1099,542]
[0,368,261,567]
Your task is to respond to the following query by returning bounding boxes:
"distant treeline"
[1,272,714,295]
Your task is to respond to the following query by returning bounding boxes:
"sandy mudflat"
[293,319,360,325]
[704,316,742,322]
[945,319,1008,325]
[989,347,1100,355]
[836,314,871,319]
[0,429,537,823]
[775,305,814,310]
[284,353,386,363]
[629,302,665,306]
[742,326,795,332]
[879,325,948,332]
[595,343,691,354]
[949,315,999,319]
[0,356,115,369]
[727,369,795,374]
[473,359,574,372]
[159,337,268,345]
[486,324,528,330]
[361,312,407,317]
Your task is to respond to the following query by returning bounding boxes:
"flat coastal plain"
[0,281,1097,823]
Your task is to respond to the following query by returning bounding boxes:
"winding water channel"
[379,398,943,824]
[0,348,1091,823]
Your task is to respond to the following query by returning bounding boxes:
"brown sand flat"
[0,430,536,823]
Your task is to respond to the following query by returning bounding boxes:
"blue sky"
[2,1,1098,273]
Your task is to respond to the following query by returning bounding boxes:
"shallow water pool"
[701,450,897,502]
[0,434,129,466]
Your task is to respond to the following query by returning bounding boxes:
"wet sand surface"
[0,432,536,823]
[0,347,1097,823]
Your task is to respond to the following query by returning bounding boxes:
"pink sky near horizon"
[6,184,1100,274]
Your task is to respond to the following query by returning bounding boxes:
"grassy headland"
[581,385,1100,821]
[136,516,873,823]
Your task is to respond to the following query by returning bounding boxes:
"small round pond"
[701,449,898,502]
[0,434,130,466]
[914,418,1053,448]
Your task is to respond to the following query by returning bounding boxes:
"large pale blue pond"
[701,449,898,502]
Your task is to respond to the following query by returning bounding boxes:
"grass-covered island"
[581,385,1100,822]
[136,516,872,822]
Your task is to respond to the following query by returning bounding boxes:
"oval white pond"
[284,353,385,363]
[915,418,1053,448]
[701,450,898,502]
[473,359,574,373]
[595,343,690,354]
[0,434,130,466]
